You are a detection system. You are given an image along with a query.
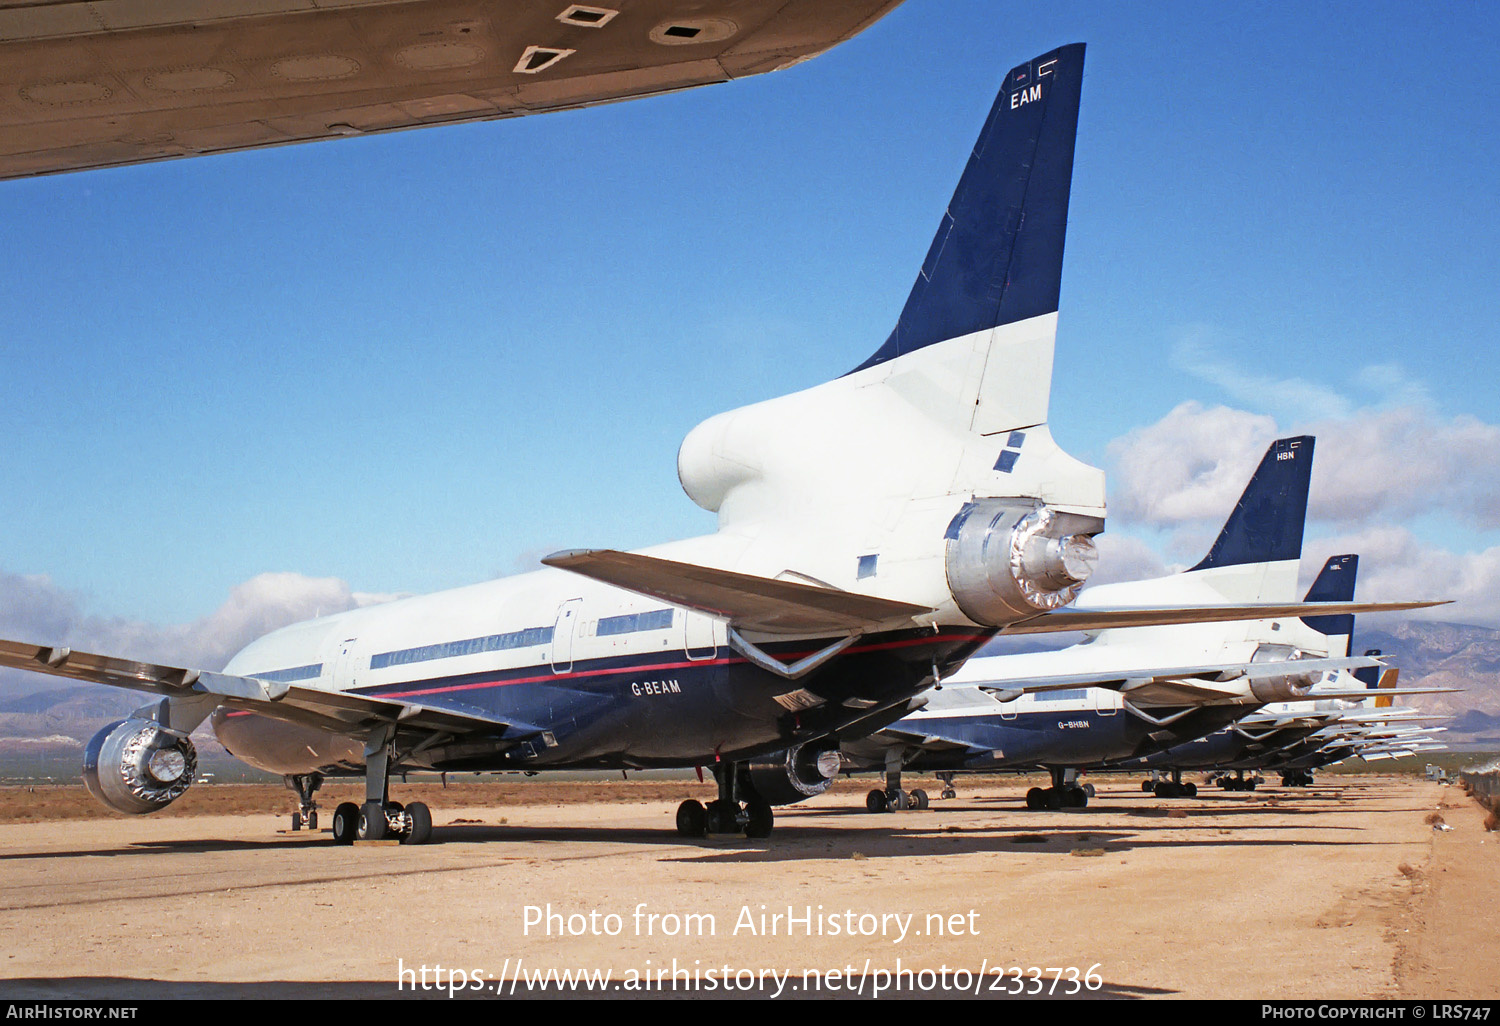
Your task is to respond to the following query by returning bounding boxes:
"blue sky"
[1,0,1497,649]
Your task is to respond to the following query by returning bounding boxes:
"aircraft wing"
[542,549,934,634]
[0,0,904,180]
[1000,600,1446,635]
[0,637,526,740]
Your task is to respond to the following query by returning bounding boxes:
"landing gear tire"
[1044,788,1063,811]
[744,802,774,839]
[331,802,359,845]
[1142,780,1155,793]
[291,812,303,831]
[910,789,929,810]
[1064,787,1089,809]
[357,801,388,841]
[866,789,888,814]
[1026,787,1045,810]
[306,810,318,830]
[887,789,909,812]
[705,799,739,834]
[401,802,432,845]
[676,799,708,837]
[1083,783,1096,798]
[941,788,956,800]
[1184,782,1198,797]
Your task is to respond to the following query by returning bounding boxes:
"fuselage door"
[551,598,583,674]
[1093,686,1117,716]
[332,638,360,691]
[683,610,719,661]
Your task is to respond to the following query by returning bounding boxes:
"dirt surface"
[0,776,1494,1000]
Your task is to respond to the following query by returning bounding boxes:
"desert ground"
[0,774,1494,1000]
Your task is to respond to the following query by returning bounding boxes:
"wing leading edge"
[0,637,524,740]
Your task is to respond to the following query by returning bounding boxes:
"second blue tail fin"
[1190,436,1314,571]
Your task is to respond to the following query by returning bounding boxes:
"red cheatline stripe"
[221,632,991,713]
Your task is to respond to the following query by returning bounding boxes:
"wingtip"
[540,548,605,568]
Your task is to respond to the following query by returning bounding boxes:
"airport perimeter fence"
[1457,759,1500,817]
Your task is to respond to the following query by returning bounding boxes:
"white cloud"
[1108,400,1500,533]
[1105,401,1279,524]
[1103,388,1500,628]
[1171,328,1353,421]
[1085,533,1174,588]
[1305,406,1500,529]
[1304,527,1500,628]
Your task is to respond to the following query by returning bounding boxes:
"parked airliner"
[0,44,1434,845]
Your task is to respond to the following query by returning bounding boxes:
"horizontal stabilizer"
[1000,599,1446,636]
[542,549,933,634]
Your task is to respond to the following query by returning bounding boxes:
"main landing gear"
[1145,769,1197,799]
[287,772,323,831]
[1281,770,1314,787]
[864,754,928,812]
[676,762,774,839]
[1025,767,1092,810]
[1218,771,1261,792]
[329,726,433,846]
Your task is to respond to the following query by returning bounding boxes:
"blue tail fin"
[1190,436,1314,571]
[1299,554,1359,653]
[852,43,1085,372]
[1353,649,1383,689]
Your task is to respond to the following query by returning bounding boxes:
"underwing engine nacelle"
[743,743,842,806]
[944,499,1104,626]
[83,718,198,814]
[1247,645,1321,703]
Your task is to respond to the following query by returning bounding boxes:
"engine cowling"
[944,499,1104,626]
[743,743,842,806]
[83,718,198,814]
[1247,644,1322,703]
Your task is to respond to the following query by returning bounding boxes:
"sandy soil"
[0,775,1493,1000]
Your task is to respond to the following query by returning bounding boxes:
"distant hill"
[1353,620,1500,744]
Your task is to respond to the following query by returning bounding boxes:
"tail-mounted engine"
[1247,644,1320,703]
[944,499,1104,626]
[743,743,842,806]
[83,718,198,814]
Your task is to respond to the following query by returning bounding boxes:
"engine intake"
[1247,644,1321,703]
[743,743,842,806]
[944,499,1104,626]
[83,718,198,815]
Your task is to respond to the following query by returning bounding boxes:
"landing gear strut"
[287,772,323,831]
[864,751,929,812]
[1025,767,1089,810]
[330,727,433,846]
[676,763,773,839]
